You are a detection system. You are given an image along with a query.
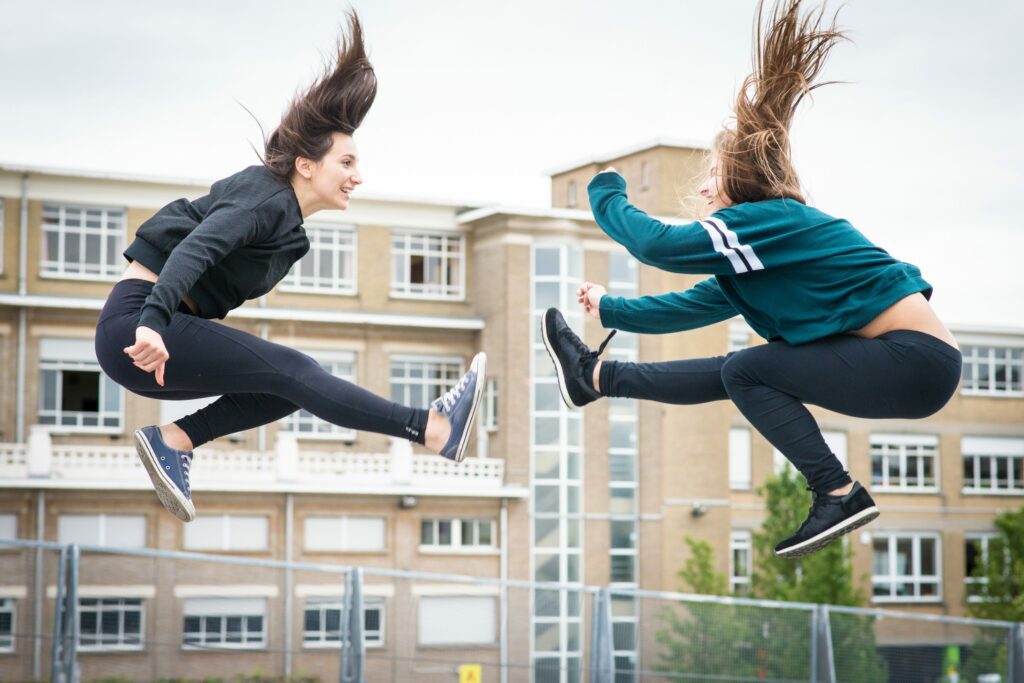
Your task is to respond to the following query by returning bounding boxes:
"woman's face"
[309,132,363,211]
[697,158,733,212]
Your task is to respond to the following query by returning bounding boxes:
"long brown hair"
[716,0,846,205]
[262,12,377,181]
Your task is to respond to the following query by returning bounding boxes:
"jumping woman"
[96,14,485,523]
[542,0,961,558]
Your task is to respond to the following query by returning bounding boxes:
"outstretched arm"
[597,277,738,334]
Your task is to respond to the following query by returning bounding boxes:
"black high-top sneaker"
[541,308,616,408]
[774,481,879,558]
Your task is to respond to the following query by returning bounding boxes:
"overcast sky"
[2,0,1021,328]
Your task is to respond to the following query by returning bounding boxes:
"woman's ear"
[293,156,314,180]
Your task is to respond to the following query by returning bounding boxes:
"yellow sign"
[459,663,482,683]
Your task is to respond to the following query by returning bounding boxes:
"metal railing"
[1,538,1021,683]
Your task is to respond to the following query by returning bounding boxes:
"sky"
[1,0,1022,328]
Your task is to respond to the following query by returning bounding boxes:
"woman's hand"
[124,326,169,386]
[577,282,607,320]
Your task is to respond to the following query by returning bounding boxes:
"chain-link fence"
[0,539,1021,683]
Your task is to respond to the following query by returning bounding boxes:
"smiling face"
[697,157,734,213]
[292,132,363,215]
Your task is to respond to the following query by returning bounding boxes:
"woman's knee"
[720,349,759,390]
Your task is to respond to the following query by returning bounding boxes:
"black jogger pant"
[95,279,429,448]
[598,330,962,493]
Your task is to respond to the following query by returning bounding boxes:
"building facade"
[0,145,1021,681]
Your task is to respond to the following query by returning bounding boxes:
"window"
[38,338,122,432]
[728,321,752,353]
[960,344,1023,396]
[183,515,268,552]
[303,598,384,647]
[609,520,636,583]
[0,598,14,653]
[58,514,146,548]
[281,351,357,440]
[420,519,495,551]
[418,596,495,645]
[41,203,125,279]
[640,161,651,191]
[872,532,941,602]
[390,356,463,408]
[729,428,752,490]
[281,222,356,294]
[390,231,464,299]
[870,434,939,491]
[304,516,385,552]
[78,598,143,651]
[567,180,578,208]
[730,531,752,595]
[0,514,16,541]
[183,598,266,649]
[965,532,1002,602]
[962,437,1024,494]
[482,377,498,431]
[774,430,847,475]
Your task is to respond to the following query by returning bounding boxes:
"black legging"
[599,330,962,493]
[95,279,429,448]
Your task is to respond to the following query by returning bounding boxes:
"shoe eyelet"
[165,466,170,470]
[160,456,165,461]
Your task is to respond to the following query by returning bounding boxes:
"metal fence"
[1,538,1021,683]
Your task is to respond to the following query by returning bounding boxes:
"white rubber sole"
[775,506,879,558]
[451,352,487,463]
[134,429,196,523]
[540,311,578,409]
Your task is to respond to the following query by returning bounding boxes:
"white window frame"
[774,431,847,474]
[965,532,1002,603]
[41,202,125,281]
[302,597,384,648]
[420,518,496,554]
[0,513,17,541]
[960,342,1024,397]
[962,436,1024,495]
[729,428,752,490]
[567,180,578,208]
[389,229,465,300]
[77,598,144,652]
[182,598,266,650]
[727,320,753,353]
[280,222,357,295]
[870,434,940,493]
[640,161,651,191]
[303,516,386,553]
[57,513,147,548]
[482,377,498,432]
[38,338,123,434]
[871,532,942,604]
[0,598,14,653]
[183,515,269,552]
[730,531,753,595]
[389,355,464,409]
[280,350,357,441]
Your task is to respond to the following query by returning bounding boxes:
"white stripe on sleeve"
[699,220,748,273]
[706,217,764,272]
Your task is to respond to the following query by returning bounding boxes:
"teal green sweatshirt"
[589,172,932,345]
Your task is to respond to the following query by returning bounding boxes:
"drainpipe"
[32,490,45,679]
[284,492,294,676]
[500,498,509,683]
[16,173,29,442]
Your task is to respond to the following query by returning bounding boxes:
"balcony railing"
[0,427,522,497]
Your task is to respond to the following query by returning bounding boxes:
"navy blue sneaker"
[431,353,486,462]
[774,481,879,558]
[541,308,616,408]
[134,425,196,522]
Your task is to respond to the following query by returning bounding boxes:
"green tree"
[962,505,1024,682]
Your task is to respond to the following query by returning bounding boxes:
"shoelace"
[575,329,617,367]
[437,370,474,414]
[180,452,193,492]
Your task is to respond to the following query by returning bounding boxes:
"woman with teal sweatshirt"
[542,0,961,558]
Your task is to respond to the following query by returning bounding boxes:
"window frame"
[303,516,387,553]
[182,515,269,552]
[870,433,940,493]
[77,597,144,652]
[729,530,753,595]
[57,513,147,549]
[871,531,943,604]
[38,344,124,434]
[962,436,1024,495]
[964,532,1002,604]
[389,355,465,410]
[40,202,126,281]
[482,377,499,432]
[959,342,1024,397]
[389,229,466,301]
[181,598,267,650]
[279,221,358,295]
[0,597,14,653]
[302,597,385,649]
[419,518,497,554]
[279,350,357,441]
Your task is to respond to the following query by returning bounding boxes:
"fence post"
[814,604,836,683]
[63,545,80,683]
[49,545,67,681]
[1009,622,1024,683]
[339,568,365,683]
[588,588,614,683]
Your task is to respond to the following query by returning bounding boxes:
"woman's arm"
[588,172,762,275]
[137,208,259,334]
[598,277,738,334]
